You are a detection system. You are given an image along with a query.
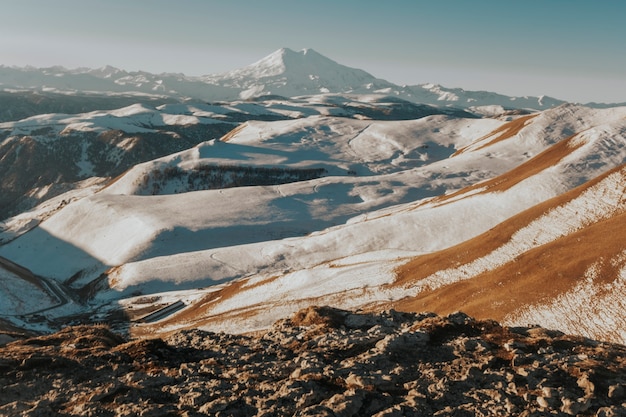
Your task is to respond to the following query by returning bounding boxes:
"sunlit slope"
[1,103,625,342]
[1,115,502,284]
[0,102,597,286]
[114,106,626,338]
[392,163,626,343]
[0,94,476,225]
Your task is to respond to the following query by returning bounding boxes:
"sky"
[1,0,625,103]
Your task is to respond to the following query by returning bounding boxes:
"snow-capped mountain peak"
[220,47,370,79]
[87,65,126,78]
[2,47,621,114]
[220,47,301,79]
[201,47,386,98]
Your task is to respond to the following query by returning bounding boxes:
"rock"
[88,382,125,403]
[323,389,365,417]
[596,407,614,417]
[596,406,626,417]
[447,311,473,326]
[536,396,550,409]
[344,373,368,389]
[561,397,591,415]
[503,398,518,413]
[374,331,429,355]
[372,405,405,417]
[344,313,377,329]
[608,384,625,400]
[2,308,626,416]
[577,373,595,396]
[199,398,230,414]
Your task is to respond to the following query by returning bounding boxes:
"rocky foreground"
[2,307,626,416]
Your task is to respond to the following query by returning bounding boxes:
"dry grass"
[392,164,626,322]
[429,132,583,208]
[393,211,626,321]
[453,114,538,156]
[100,169,131,191]
[219,123,248,142]
[130,274,283,338]
[290,305,346,327]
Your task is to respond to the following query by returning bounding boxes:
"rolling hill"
[1,48,625,347]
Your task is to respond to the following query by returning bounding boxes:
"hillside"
[107,106,626,342]
[0,93,476,224]
[1,100,625,345]
[392,163,626,340]
[1,49,625,350]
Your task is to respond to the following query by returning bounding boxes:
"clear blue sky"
[1,0,625,103]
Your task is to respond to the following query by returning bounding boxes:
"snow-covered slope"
[0,265,56,316]
[201,48,389,99]
[2,47,625,342]
[406,83,566,113]
[2,102,626,344]
[112,104,626,339]
[0,94,473,225]
[0,102,238,221]
[118,110,626,340]
[0,114,504,284]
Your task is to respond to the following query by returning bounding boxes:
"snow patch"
[505,253,626,344]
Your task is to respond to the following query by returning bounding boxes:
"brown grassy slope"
[452,114,538,156]
[393,211,626,321]
[394,133,590,280]
[427,131,583,210]
[130,274,284,338]
[219,122,248,142]
[100,168,131,191]
[392,164,626,321]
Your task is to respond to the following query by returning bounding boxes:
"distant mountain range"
[1,47,625,349]
[4,47,620,111]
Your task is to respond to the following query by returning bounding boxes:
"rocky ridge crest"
[2,307,626,416]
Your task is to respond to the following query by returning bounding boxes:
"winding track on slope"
[0,255,73,315]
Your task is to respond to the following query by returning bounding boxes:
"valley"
[0,48,625,351]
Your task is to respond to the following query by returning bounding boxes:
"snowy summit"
[203,47,387,98]
[0,48,581,109]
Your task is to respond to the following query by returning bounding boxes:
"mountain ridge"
[0,94,472,222]
[3,48,617,109]
[1,48,626,349]
[4,307,626,416]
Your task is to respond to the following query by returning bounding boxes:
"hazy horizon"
[1,0,625,103]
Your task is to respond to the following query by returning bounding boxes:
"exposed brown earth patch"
[392,164,626,322]
[219,122,248,142]
[393,211,626,321]
[453,113,538,156]
[430,132,584,208]
[130,275,283,338]
[100,168,131,191]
